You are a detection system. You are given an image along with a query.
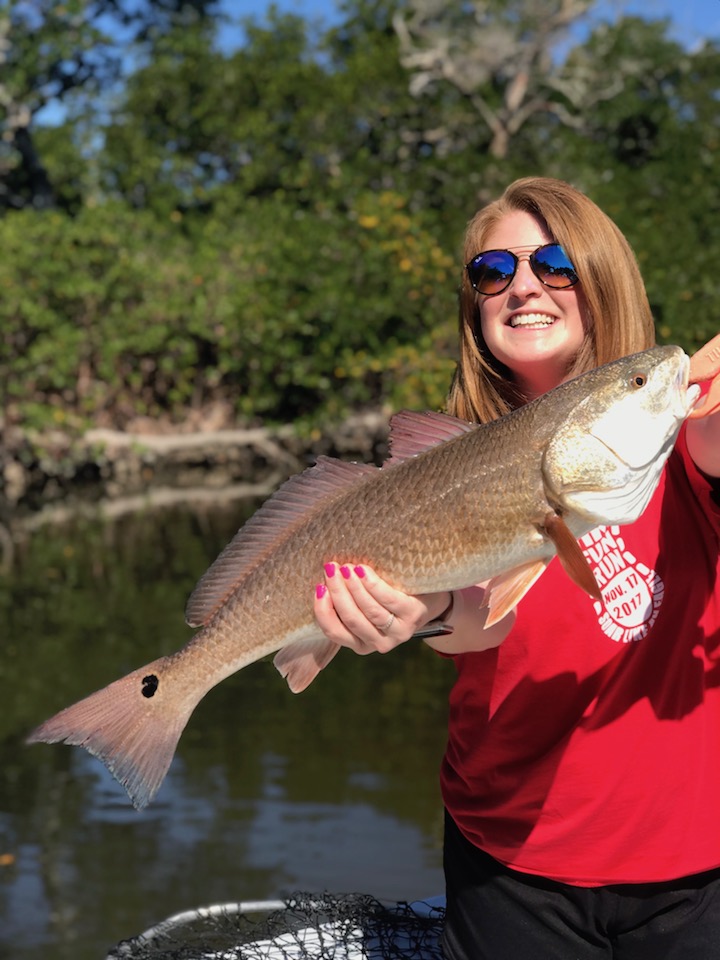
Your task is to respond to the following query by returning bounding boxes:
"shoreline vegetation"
[0,411,390,564]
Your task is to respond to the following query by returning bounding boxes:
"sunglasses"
[466,243,579,296]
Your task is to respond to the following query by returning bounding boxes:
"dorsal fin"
[185,457,378,627]
[385,410,476,466]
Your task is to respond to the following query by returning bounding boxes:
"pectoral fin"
[482,515,601,627]
[544,512,601,601]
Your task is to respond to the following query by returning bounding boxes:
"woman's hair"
[446,177,656,423]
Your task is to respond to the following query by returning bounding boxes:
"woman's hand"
[313,562,451,655]
[313,564,515,655]
[686,331,720,477]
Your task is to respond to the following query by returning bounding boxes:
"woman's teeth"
[510,313,556,328]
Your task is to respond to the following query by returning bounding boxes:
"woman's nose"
[507,257,542,298]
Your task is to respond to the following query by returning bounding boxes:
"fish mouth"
[670,352,703,418]
[590,427,673,471]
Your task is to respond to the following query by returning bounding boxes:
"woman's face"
[477,210,589,401]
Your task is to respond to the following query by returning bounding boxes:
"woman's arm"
[422,584,516,654]
[313,564,513,656]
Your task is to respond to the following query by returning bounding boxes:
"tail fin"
[26,656,198,810]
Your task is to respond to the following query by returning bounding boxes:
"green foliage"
[1,3,719,434]
[100,14,339,214]
[0,1,113,115]
[0,0,115,209]
[0,190,457,429]
[568,18,720,351]
[0,205,194,427]
[32,123,90,214]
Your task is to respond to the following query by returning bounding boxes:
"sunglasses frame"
[465,242,579,297]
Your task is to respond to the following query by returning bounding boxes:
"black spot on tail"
[141,674,159,698]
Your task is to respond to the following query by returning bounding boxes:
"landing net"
[107,892,446,960]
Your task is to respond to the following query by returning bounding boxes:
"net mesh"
[107,892,446,960]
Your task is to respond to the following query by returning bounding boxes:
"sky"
[32,0,720,127]
[219,0,720,49]
[576,0,719,46]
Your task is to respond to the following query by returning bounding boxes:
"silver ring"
[380,613,395,632]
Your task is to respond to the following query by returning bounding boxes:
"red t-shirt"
[440,426,720,886]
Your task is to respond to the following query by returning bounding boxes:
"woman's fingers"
[689,332,720,383]
[687,334,720,420]
[313,562,436,654]
[313,566,382,654]
[313,579,373,653]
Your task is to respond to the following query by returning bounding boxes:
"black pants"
[442,811,720,959]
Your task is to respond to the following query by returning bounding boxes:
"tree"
[99,12,335,214]
[0,0,219,211]
[392,0,644,159]
[0,1,114,209]
[574,20,720,351]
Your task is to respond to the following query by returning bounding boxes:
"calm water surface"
[0,501,452,959]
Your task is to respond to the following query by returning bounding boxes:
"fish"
[27,345,700,809]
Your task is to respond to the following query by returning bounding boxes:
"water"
[0,502,451,959]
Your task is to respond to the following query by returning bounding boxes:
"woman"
[313,178,720,958]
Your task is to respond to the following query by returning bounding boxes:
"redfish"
[27,346,700,809]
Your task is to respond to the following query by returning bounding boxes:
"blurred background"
[0,0,718,956]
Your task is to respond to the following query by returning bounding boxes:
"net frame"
[107,892,446,960]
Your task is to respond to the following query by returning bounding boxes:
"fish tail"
[26,655,198,810]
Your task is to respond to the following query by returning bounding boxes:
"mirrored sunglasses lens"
[532,244,578,288]
[468,251,516,294]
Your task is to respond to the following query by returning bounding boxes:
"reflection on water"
[0,502,452,959]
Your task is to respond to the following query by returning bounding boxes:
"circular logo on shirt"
[580,526,664,643]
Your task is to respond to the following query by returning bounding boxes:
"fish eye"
[629,373,647,389]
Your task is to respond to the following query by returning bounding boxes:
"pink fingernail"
[354,566,366,578]
[324,563,336,578]
[340,565,351,580]
[316,583,327,599]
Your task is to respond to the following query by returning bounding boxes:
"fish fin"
[385,410,476,466]
[273,637,342,693]
[483,561,549,627]
[544,512,602,601]
[186,457,378,627]
[26,656,197,810]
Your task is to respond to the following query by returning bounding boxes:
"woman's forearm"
[423,584,515,654]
